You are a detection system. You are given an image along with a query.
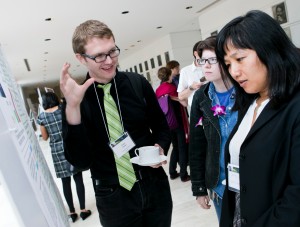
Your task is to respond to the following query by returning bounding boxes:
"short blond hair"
[72,20,115,54]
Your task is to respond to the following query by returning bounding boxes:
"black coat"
[190,83,222,196]
[220,91,300,226]
[62,71,171,181]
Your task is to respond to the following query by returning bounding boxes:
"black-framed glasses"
[82,46,120,63]
[197,57,218,65]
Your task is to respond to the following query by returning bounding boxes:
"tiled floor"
[1,139,218,227]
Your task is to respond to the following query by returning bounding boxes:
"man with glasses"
[60,20,172,227]
[177,41,205,115]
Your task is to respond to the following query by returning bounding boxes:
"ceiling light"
[156,26,162,29]
[45,18,52,21]
[24,59,31,72]
[44,39,51,41]
[121,11,129,14]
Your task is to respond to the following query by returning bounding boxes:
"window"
[150,58,155,69]
[146,72,151,82]
[164,52,170,64]
[157,55,162,66]
[144,61,149,71]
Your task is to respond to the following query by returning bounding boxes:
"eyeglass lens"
[198,57,217,65]
[95,48,120,62]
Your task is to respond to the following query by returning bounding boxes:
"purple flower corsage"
[211,105,226,116]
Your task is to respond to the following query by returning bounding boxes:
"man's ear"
[75,53,87,65]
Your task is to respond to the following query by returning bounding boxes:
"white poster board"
[0,46,69,227]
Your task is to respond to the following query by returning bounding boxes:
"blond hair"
[72,20,115,54]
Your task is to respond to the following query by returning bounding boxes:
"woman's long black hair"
[216,10,300,111]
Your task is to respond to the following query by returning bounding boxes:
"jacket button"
[241,218,247,224]
[239,154,245,160]
[241,185,246,193]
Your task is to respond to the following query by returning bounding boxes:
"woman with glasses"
[189,36,237,222]
[216,10,300,227]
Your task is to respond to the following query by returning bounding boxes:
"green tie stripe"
[116,157,134,170]
[115,161,136,179]
[98,83,136,191]
[104,100,121,121]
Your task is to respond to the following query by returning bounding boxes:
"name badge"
[109,131,135,158]
[227,163,240,193]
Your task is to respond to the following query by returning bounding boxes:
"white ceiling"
[0,0,218,88]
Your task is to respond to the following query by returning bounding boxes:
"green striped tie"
[98,83,136,190]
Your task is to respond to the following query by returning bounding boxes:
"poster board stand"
[0,45,69,227]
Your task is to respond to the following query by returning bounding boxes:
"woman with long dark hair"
[216,10,300,226]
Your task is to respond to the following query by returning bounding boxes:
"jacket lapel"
[199,89,221,135]
[244,102,285,143]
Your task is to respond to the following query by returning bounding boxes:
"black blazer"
[221,91,300,227]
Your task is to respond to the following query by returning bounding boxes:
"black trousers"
[61,171,85,213]
[92,168,173,227]
[169,128,189,178]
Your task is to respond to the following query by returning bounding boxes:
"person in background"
[167,60,190,167]
[177,41,204,115]
[156,67,190,182]
[189,36,237,222]
[60,20,172,227]
[37,92,91,223]
[216,10,300,226]
[166,60,180,88]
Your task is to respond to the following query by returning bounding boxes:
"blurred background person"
[177,41,204,115]
[156,67,190,182]
[166,60,180,88]
[37,92,91,223]
[167,60,190,164]
[216,10,300,226]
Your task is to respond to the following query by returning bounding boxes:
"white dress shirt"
[177,62,202,109]
[229,99,270,165]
